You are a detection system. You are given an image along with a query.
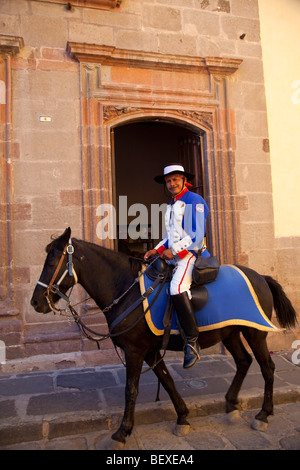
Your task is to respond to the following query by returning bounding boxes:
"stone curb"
[1,386,299,448]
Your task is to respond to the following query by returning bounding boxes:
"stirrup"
[183,339,200,369]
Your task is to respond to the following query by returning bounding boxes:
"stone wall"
[0,0,298,372]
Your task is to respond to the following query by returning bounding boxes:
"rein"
[68,270,167,351]
[36,245,169,352]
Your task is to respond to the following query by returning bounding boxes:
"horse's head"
[31,227,77,313]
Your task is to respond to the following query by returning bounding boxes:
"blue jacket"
[155,187,209,259]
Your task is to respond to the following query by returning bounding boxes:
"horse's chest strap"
[109,274,164,334]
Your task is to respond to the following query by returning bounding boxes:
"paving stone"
[101,385,126,407]
[102,382,172,407]
[184,430,227,450]
[46,436,88,450]
[276,370,300,386]
[226,427,275,450]
[0,375,53,396]
[0,423,43,446]
[0,399,17,418]
[56,371,117,390]
[47,414,110,439]
[115,366,160,385]
[177,376,229,397]
[26,390,100,415]
[279,433,300,450]
[171,360,235,379]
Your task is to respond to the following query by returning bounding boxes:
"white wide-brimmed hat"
[154,164,194,184]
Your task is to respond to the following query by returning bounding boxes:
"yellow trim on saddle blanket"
[139,265,283,335]
[139,266,170,336]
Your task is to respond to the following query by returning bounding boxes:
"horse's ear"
[61,227,71,245]
[63,227,71,241]
[46,227,72,253]
[55,227,71,251]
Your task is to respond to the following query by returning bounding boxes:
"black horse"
[31,227,297,449]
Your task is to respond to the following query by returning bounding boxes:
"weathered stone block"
[236,57,265,84]
[236,110,268,137]
[240,193,274,224]
[231,82,267,111]
[114,30,158,52]
[12,203,31,221]
[231,0,259,19]
[143,4,182,31]
[60,189,82,206]
[194,0,230,13]
[240,222,275,252]
[83,8,140,29]
[21,16,68,48]
[18,130,80,162]
[221,16,260,42]
[182,9,221,36]
[158,33,197,56]
[68,21,114,45]
[236,163,272,193]
[235,136,271,164]
[13,159,81,199]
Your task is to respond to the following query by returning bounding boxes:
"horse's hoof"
[251,418,268,432]
[106,438,126,450]
[174,424,190,437]
[226,409,240,424]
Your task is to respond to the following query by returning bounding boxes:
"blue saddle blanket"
[139,265,281,335]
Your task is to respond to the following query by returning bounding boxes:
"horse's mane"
[46,233,144,277]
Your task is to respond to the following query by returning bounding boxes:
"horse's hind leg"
[242,329,275,431]
[222,329,253,419]
[145,351,190,436]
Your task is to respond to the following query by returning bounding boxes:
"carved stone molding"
[0,35,24,57]
[68,42,242,76]
[103,105,214,129]
[176,110,213,128]
[103,105,141,122]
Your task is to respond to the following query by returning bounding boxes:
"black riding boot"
[171,292,200,369]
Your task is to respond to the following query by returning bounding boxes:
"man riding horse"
[144,164,210,369]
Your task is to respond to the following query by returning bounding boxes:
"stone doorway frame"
[110,117,207,254]
[0,35,24,315]
[67,43,242,264]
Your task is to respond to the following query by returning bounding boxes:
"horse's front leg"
[109,351,144,449]
[145,350,190,436]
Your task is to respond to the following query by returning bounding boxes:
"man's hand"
[144,249,158,261]
[160,248,174,260]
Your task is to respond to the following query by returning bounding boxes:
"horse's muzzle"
[30,287,51,314]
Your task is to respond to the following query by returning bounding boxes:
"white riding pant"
[170,252,196,298]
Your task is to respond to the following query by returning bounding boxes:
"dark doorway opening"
[113,120,205,256]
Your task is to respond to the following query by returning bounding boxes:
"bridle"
[35,241,166,330]
[36,239,78,314]
[35,242,172,374]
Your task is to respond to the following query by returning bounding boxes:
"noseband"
[36,239,78,313]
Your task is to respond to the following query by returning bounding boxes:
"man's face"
[165,174,186,197]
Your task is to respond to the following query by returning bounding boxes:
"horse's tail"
[264,276,297,329]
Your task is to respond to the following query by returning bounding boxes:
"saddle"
[145,256,209,311]
[146,256,172,282]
